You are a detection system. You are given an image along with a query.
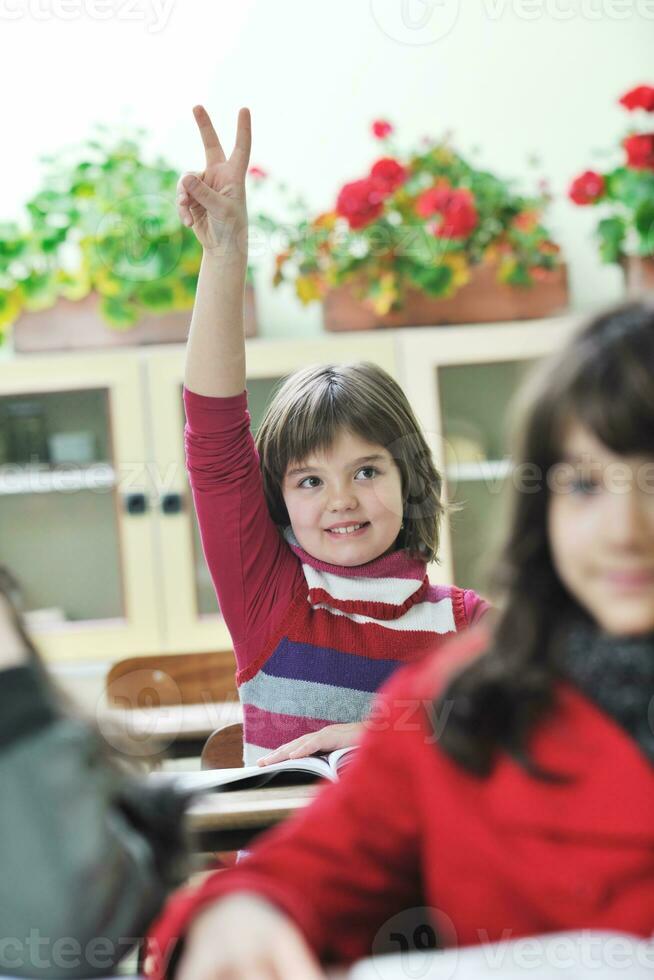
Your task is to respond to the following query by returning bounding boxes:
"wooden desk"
[97,701,243,761]
[187,783,321,850]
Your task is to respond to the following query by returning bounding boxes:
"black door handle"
[161,492,184,515]
[124,492,148,515]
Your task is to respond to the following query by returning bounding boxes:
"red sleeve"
[183,388,302,669]
[146,673,425,974]
[463,589,491,626]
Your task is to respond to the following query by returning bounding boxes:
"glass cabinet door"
[438,359,535,594]
[396,316,581,595]
[0,353,160,662]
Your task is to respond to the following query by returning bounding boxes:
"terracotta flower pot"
[322,263,569,332]
[12,285,258,353]
[621,256,654,298]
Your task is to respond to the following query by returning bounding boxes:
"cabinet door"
[396,316,583,594]
[147,335,398,652]
[0,353,160,662]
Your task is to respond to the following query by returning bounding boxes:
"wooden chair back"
[106,650,237,710]
[201,723,245,769]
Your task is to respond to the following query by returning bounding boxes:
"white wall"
[1,0,652,338]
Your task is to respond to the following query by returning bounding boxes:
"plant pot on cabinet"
[12,286,258,353]
[621,256,654,298]
[322,263,569,332]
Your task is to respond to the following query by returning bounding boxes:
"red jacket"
[147,627,654,975]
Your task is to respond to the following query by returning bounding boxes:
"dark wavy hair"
[437,300,654,776]
[255,362,445,562]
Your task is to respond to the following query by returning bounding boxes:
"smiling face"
[548,421,654,636]
[281,428,404,567]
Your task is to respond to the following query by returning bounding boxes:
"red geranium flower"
[568,170,606,205]
[369,157,408,197]
[416,183,478,238]
[336,178,385,229]
[623,133,654,170]
[415,182,450,218]
[619,85,654,112]
[372,119,393,139]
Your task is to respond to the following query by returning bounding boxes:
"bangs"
[265,369,400,481]
[282,402,362,474]
[553,322,654,459]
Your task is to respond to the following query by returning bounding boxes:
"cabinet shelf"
[0,465,116,496]
[445,459,513,482]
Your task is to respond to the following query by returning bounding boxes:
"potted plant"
[0,126,258,352]
[568,84,654,296]
[268,120,568,331]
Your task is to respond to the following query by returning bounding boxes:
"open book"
[151,746,357,793]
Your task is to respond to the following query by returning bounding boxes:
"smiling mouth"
[605,570,654,588]
[325,522,370,536]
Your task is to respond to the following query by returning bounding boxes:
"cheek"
[368,477,404,521]
[548,499,587,585]
[283,491,320,527]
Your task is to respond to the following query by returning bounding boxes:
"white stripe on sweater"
[312,596,455,633]
[303,564,421,606]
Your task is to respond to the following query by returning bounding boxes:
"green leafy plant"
[0,126,207,343]
[568,84,654,263]
[267,120,563,315]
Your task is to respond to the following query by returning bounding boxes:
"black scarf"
[557,616,654,765]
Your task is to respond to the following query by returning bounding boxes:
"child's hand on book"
[176,892,326,980]
[257,722,364,767]
[177,104,251,258]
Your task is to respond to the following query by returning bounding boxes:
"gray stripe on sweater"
[240,671,375,723]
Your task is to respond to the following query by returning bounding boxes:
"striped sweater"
[184,388,489,763]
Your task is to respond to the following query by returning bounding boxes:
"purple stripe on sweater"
[261,637,402,692]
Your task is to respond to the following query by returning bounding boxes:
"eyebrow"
[559,453,604,466]
[286,454,387,478]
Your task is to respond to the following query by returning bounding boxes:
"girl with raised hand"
[176,105,488,766]
[148,301,654,979]
[0,567,189,979]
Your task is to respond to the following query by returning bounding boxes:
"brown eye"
[355,467,379,481]
[570,476,601,495]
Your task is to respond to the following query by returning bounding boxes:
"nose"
[326,481,358,512]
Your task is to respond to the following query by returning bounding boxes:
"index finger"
[192,104,226,166]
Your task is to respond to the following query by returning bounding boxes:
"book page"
[346,932,653,979]
[149,755,332,793]
[328,745,358,776]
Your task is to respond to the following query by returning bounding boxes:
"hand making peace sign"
[176,105,252,255]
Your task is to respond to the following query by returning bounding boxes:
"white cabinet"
[0,315,583,663]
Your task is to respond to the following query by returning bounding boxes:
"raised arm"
[177,105,252,397]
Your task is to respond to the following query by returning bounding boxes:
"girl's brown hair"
[255,362,445,562]
[438,300,654,776]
